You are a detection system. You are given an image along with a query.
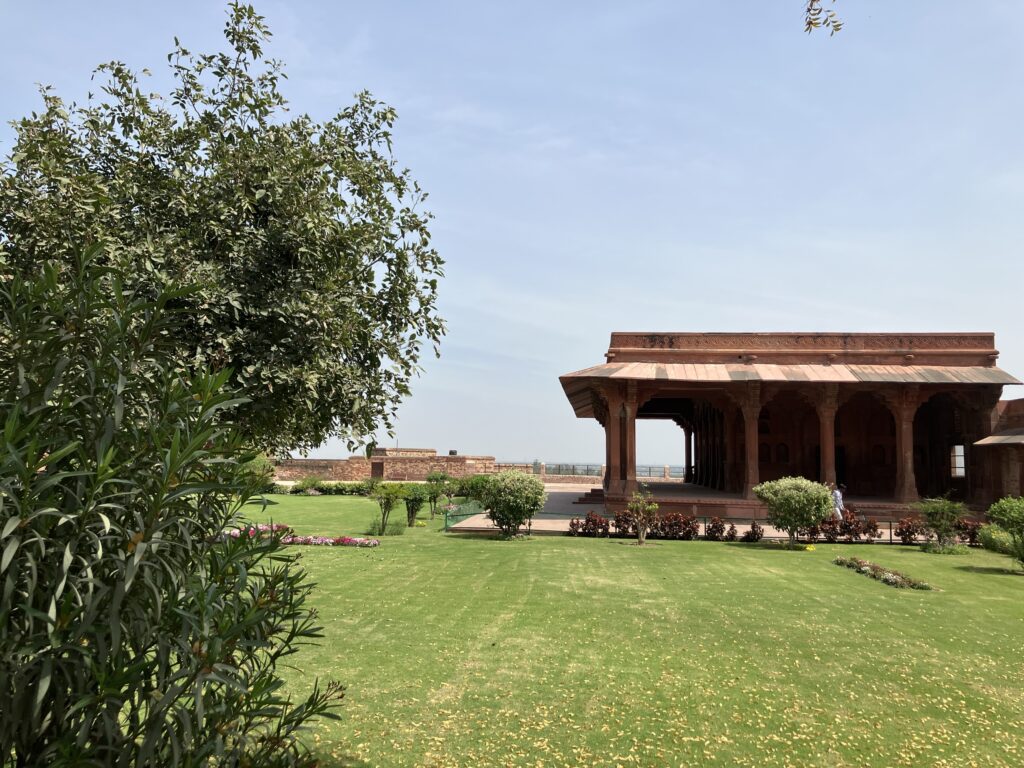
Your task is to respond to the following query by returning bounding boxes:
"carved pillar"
[683,426,692,483]
[740,385,762,500]
[1008,450,1022,498]
[698,404,708,487]
[816,384,839,487]
[623,384,638,495]
[604,388,623,496]
[723,408,736,492]
[715,409,724,490]
[887,386,921,504]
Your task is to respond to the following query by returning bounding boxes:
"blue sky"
[3,1,1023,463]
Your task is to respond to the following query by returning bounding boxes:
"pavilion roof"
[560,362,1020,417]
[974,428,1024,446]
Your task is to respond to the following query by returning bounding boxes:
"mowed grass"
[249,494,1024,768]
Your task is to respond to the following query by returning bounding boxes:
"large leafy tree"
[0,2,444,454]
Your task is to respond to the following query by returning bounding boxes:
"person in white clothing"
[831,483,846,522]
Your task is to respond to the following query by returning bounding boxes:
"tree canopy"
[0,2,445,454]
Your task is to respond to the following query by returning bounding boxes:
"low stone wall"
[274,458,370,482]
[274,454,495,483]
[376,455,495,481]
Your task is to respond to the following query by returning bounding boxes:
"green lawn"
[250,494,1024,768]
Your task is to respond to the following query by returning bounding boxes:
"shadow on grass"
[609,539,662,547]
[313,753,371,768]
[954,565,1024,577]
[723,541,807,553]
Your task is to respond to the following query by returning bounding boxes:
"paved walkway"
[448,483,903,542]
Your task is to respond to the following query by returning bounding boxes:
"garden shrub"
[916,497,966,548]
[860,517,882,543]
[459,474,494,503]
[818,517,840,543]
[955,518,982,546]
[987,496,1024,569]
[655,512,700,540]
[626,486,659,545]
[613,510,637,537]
[753,476,832,547]
[404,485,427,526]
[481,471,546,537]
[895,516,928,545]
[799,522,821,543]
[425,471,451,518]
[741,521,764,542]
[295,475,326,494]
[568,512,611,537]
[839,510,863,543]
[978,523,1015,556]
[921,542,969,555]
[705,517,726,541]
[289,480,376,496]
[724,523,738,542]
[370,483,407,535]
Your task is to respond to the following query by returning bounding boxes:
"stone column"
[816,385,839,487]
[697,404,707,487]
[604,389,623,496]
[1005,449,1022,498]
[623,395,638,495]
[741,402,760,500]
[714,409,724,490]
[723,408,736,492]
[683,426,692,483]
[888,387,921,504]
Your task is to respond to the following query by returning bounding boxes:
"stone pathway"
[448,483,904,542]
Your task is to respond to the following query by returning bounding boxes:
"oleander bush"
[0,250,342,766]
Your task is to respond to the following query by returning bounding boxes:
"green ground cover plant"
[248,494,1024,768]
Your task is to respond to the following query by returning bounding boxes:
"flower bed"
[281,535,380,548]
[833,556,932,590]
[222,524,380,548]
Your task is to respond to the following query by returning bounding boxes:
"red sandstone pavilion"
[560,332,1023,520]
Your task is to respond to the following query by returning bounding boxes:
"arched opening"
[914,393,970,499]
[834,392,896,498]
[757,392,819,483]
[636,395,740,493]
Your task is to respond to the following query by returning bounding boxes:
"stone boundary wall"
[376,455,495,481]
[274,458,371,482]
[275,456,688,486]
[274,454,495,482]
